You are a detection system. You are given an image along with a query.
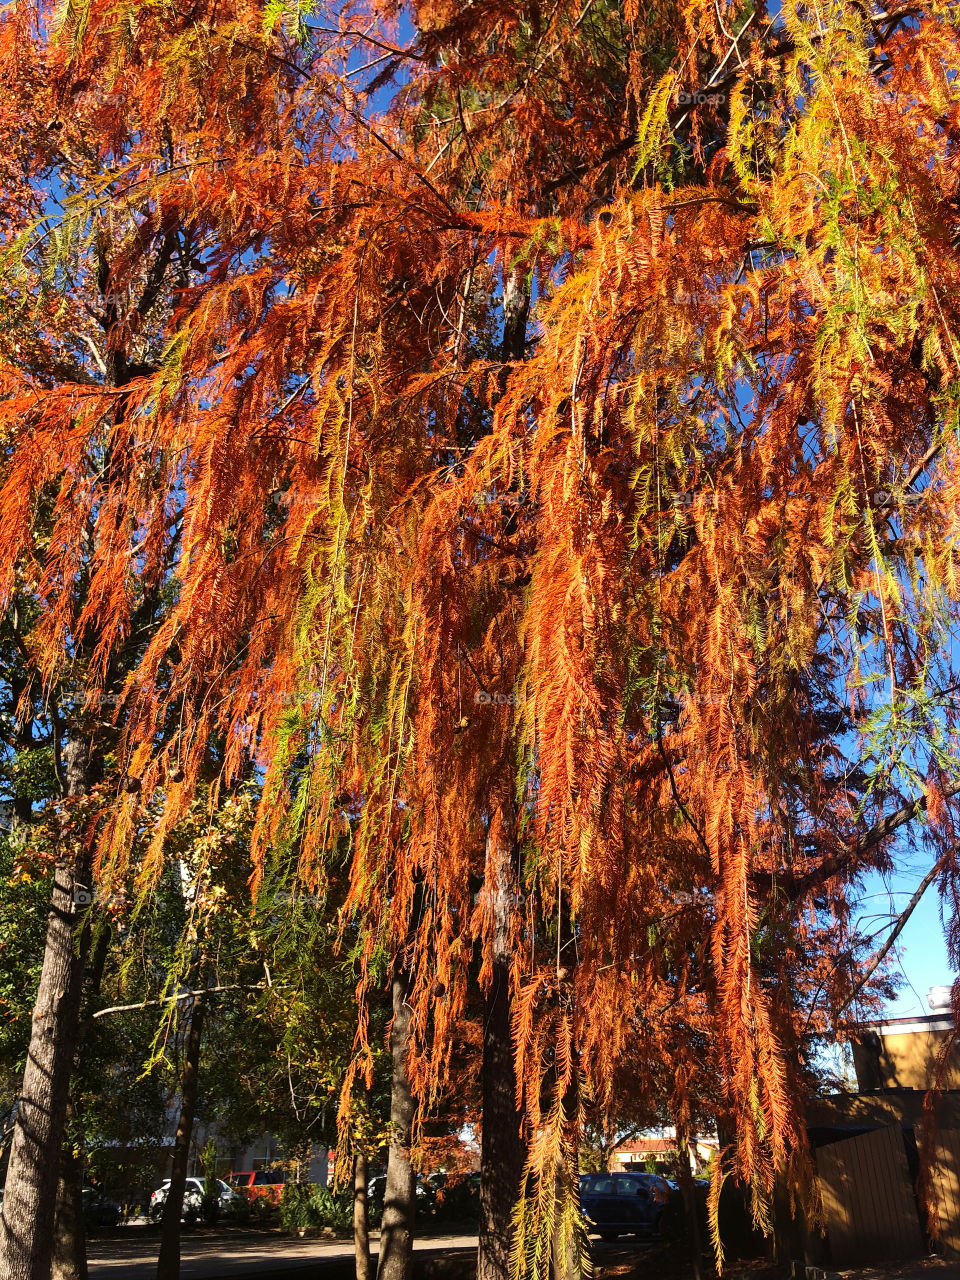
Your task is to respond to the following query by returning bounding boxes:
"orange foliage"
[3,0,960,1252]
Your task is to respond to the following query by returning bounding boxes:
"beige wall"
[853,1026,960,1091]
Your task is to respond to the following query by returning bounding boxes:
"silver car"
[149,1177,246,1221]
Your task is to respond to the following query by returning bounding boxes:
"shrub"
[279,1183,352,1233]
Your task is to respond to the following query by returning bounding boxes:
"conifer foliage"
[3,0,960,1272]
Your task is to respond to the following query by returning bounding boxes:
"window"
[585,1176,614,1194]
[614,1176,648,1197]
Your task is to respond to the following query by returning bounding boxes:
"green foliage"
[278,1182,352,1233]
[0,833,48,1120]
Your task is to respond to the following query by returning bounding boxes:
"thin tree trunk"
[0,737,91,1280]
[476,273,531,1280]
[156,992,206,1280]
[478,810,524,1280]
[675,1121,704,1280]
[354,1148,371,1280]
[551,895,582,1280]
[376,969,415,1280]
[550,1067,582,1280]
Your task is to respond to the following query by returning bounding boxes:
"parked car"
[423,1171,481,1222]
[150,1177,246,1221]
[227,1167,287,1206]
[647,1173,676,1201]
[578,1171,666,1240]
[81,1186,121,1230]
[365,1172,439,1224]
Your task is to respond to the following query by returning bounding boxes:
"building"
[611,1132,718,1173]
[793,987,960,1267]
[851,1010,960,1092]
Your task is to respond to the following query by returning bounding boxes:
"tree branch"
[91,981,268,1019]
[838,855,946,1015]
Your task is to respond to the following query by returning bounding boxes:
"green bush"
[279,1183,352,1233]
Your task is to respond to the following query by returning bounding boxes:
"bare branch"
[839,855,946,1014]
[92,981,268,1019]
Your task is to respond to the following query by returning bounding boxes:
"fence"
[814,1124,924,1266]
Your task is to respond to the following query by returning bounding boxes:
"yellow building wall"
[853,1028,960,1091]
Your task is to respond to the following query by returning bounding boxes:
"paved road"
[89,1229,478,1280]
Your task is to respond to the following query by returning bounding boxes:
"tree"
[4,0,960,1276]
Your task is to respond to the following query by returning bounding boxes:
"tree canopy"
[3,0,960,1268]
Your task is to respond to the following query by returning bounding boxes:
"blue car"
[578,1172,665,1240]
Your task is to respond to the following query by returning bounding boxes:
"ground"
[86,1228,960,1280]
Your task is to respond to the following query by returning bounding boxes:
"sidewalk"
[88,1228,478,1280]
[795,1260,960,1280]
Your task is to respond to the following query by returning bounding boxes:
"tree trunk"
[675,1122,704,1280]
[376,969,415,1280]
[478,811,524,1280]
[550,1067,582,1280]
[51,1102,88,1280]
[551,895,582,1280]
[0,738,91,1280]
[52,926,110,1280]
[156,992,206,1280]
[475,262,530,1280]
[354,1148,371,1280]
[501,268,531,365]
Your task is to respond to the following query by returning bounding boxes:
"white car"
[149,1177,246,1220]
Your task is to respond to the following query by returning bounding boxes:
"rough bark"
[675,1122,704,1280]
[550,1065,582,1280]
[550,895,582,1280]
[475,274,531,1280]
[51,1102,88,1280]
[354,1147,371,1280]
[0,737,91,1280]
[52,927,109,1280]
[376,969,415,1280]
[156,991,206,1280]
[477,811,524,1280]
[501,268,531,366]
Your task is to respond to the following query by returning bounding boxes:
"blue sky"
[863,860,956,1018]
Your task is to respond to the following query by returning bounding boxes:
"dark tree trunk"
[675,1122,704,1280]
[52,926,110,1280]
[51,1100,88,1280]
[0,738,91,1280]
[156,992,206,1280]
[475,259,529,1278]
[477,812,524,1280]
[501,268,531,365]
[550,894,582,1280]
[550,1065,582,1280]
[354,1148,371,1280]
[376,969,415,1280]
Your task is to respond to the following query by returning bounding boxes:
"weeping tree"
[4,0,960,1278]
